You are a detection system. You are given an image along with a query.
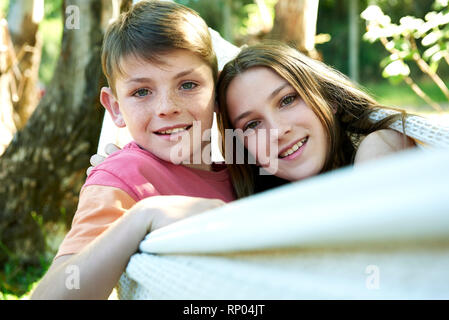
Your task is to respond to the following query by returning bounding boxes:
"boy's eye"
[133,88,150,97]
[244,120,260,131]
[280,94,297,107]
[180,82,197,90]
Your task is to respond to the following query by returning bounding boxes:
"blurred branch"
[408,35,449,101]
[361,3,449,111]
[6,0,43,129]
[0,18,18,156]
[378,35,443,112]
[254,0,273,33]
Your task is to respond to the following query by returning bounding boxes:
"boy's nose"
[156,94,181,117]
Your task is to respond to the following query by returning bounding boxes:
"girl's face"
[226,67,329,181]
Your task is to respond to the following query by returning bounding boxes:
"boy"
[31,0,235,299]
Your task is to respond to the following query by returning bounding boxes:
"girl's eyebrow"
[269,82,289,100]
[232,82,290,126]
[233,111,253,127]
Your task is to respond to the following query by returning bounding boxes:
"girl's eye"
[180,82,197,90]
[244,121,260,131]
[133,88,150,97]
[280,94,297,107]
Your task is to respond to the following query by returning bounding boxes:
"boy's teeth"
[159,126,189,134]
[279,137,308,158]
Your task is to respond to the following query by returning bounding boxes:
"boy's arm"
[30,203,150,300]
[31,195,225,300]
[354,129,416,165]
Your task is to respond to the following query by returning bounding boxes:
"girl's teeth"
[280,137,307,158]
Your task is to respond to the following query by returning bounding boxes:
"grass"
[0,257,50,300]
[0,221,66,300]
[361,78,449,113]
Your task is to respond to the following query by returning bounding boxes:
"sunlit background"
[0,0,448,299]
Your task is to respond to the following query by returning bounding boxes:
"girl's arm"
[354,129,416,165]
[30,195,224,300]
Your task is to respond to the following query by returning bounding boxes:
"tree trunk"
[7,0,44,130]
[269,0,320,59]
[348,0,359,82]
[0,0,109,267]
[0,18,18,157]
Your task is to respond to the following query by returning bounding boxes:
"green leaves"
[361,1,449,108]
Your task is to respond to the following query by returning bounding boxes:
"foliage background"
[4,0,448,108]
[0,0,447,299]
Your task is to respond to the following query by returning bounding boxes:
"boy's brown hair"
[101,0,218,94]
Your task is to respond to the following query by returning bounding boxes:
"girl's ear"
[100,87,126,128]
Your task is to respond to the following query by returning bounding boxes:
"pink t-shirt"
[55,142,236,258]
[84,141,236,203]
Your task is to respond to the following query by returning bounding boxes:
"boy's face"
[101,49,215,166]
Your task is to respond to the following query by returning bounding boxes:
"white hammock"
[115,112,449,299]
[94,29,449,299]
[116,142,449,299]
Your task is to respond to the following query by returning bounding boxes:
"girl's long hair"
[216,42,407,199]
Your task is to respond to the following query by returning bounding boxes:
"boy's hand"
[86,143,121,176]
[131,195,226,233]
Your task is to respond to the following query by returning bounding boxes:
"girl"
[216,42,416,197]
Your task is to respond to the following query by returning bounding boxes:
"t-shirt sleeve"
[83,154,161,201]
[55,185,136,259]
[84,168,141,201]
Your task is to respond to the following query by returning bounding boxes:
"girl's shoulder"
[354,129,415,165]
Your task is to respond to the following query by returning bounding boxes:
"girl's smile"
[278,136,308,160]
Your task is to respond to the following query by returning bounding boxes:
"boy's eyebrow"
[124,69,196,84]
[125,77,152,84]
[174,68,195,79]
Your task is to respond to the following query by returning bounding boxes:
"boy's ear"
[100,87,126,128]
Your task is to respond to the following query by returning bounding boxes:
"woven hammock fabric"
[368,109,449,148]
[117,144,449,299]
[118,245,449,299]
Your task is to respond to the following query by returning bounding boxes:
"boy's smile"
[153,123,193,140]
[101,49,216,170]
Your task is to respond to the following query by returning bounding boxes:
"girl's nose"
[268,118,292,143]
